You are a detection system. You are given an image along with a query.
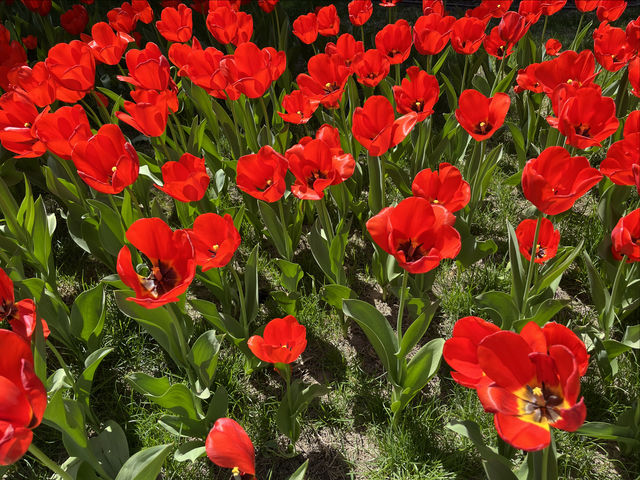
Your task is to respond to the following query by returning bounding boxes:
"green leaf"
[174,441,206,463]
[204,385,229,426]
[622,324,640,349]
[447,420,519,480]
[515,299,569,330]
[402,338,444,400]
[309,219,336,284]
[70,283,106,348]
[31,197,55,274]
[127,372,201,420]
[89,420,130,479]
[76,347,113,417]
[532,243,583,295]
[115,444,172,480]
[321,284,357,311]
[492,67,516,95]
[342,299,399,383]
[87,199,125,257]
[44,390,88,450]
[397,300,439,358]
[288,460,309,480]
[577,422,640,449]
[507,221,526,309]
[506,121,526,168]
[432,46,450,75]
[582,251,609,314]
[258,200,291,259]
[458,235,498,269]
[244,244,259,324]
[190,298,244,340]
[275,259,303,292]
[475,291,518,330]
[188,330,223,389]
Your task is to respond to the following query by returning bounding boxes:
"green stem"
[28,444,74,480]
[230,267,248,334]
[90,91,111,125]
[360,25,365,45]
[615,69,629,118]
[572,14,585,50]
[396,270,409,342]
[603,257,627,338]
[277,199,292,260]
[491,55,505,94]
[541,444,549,480]
[521,211,544,315]
[460,55,469,93]
[169,114,188,152]
[540,16,549,49]
[367,154,383,213]
[259,96,272,135]
[316,196,335,244]
[126,186,145,218]
[80,99,102,127]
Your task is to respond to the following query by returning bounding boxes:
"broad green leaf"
[87,199,125,257]
[343,299,399,383]
[115,444,172,480]
[507,221,526,309]
[515,299,569,330]
[70,283,106,348]
[258,200,291,259]
[400,338,444,409]
[190,298,244,340]
[276,259,303,292]
[89,420,130,479]
[397,300,439,358]
[475,291,518,330]
[76,347,113,417]
[244,245,259,324]
[532,243,583,295]
[188,330,223,389]
[321,284,357,311]
[622,324,640,349]
[288,460,309,480]
[174,441,206,463]
[204,385,229,426]
[582,251,609,314]
[127,372,201,420]
[309,219,336,284]
[577,422,640,449]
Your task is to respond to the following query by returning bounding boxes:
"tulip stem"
[90,91,111,125]
[28,444,74,480]
[80,99,102,127]
[259,96,272,136]
[541,444,549,480]
[540,16,549,48]
[230,267,248,333]
[491,55,506,95]
[521,211,544,315]
[602,256,627,337]
[278,199,293,260]
[169,113,187,152]
[460,56,469,93]
[316,196,335,245]
[396,269,409,342]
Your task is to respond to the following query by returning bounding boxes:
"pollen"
[296,110,302,116]
[266,179,273,186]
[111,166,117,172]
[567,78,573,84]
[24,122,31,128]
[211,244,219,252]
[232,466,241,478]
[479,121,486,127]
[532,386,543,397]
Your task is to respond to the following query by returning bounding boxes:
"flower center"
[398,239,424,263]
[534,243,547,259]
[306,170,327,188]
[474,121,492,135]
[139,260,179,299]
[208,244,219,258]
[523,383,564,423]
[0,300,18,321]
[323,82,338,94]
[575,123,591,137]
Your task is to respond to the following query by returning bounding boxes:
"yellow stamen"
[532,386,543,397]
[111,166,117,172]
[479,121,486,127]
[211,244,219,252]
[24,122,31,128]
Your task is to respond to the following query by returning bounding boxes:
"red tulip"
[156,152,210,202]
[173,44,227,99]
[0,91,46,158]
[293,12,318,45]
[352,95,418,156]
[221,42,285,100]
[21,0,50,15]
[596,0,626,22]
[248,315,307,365]
[475,327,586,451]
[556,87,619,149]
[117,42,173,92]
[375,19,413,65]
[380,0,401,6]
[545,38,562,56]
[297,53,351,109]
[60,4,89,36]
[484,26,513,59]
[422,0,445,15]
[575,0,599,11]
[443,316,501,389]
[117,218,195,308]
[348,0,373,26]
[626,16,640,52]
[236,145,288,202]
[498,11,528,45]
[521,146,602,215]
[455,89,510,142]
[82,22,134,66]
[0,268,50,342]
[518,0,543,25]
[45,40,96,102]
[593,23,634,72]
[317,4,340,37]
[116,89,170,137]
[353,49,390,88]
[611,208,640,262]
[205,418,255,476]
[630,57,640,98]
[21,35,37,50]
[34,105,92,160]
[413,13,455,56]
[107,3,137,33]
[514,62,543,94]
[393,67,439,122]
[0,330,47,465]
[366,197,461,274]
[600,133,640,193]
[540,0,567,16]
[411,162,470,213]
[515,217,561,264]
[450,17,487,55]
[206,6,252,46]
[624,110,640,136]
[534,50,597,96]
[208,0,242,11]
[278,90,319,124]
[71,123,139,194]
[186,213,241,270]
[156,4,193,43]
[258,0,279,13]
[325,34,364,71]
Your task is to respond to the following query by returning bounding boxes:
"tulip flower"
[411,163,471,213]
[515,218,561,264]
[6,63,56,108]
[455,89,510,142]
[117,218,196,308]
[156,153,210,202]
[116,89,170,137]
[325,34,364,71]
[34,105,92,160]
[353,49,390,87]
[596,0,627,22]
[600,134,640,193]
[625,111,640,136]
[545,38,561,56]
[21,35,37,50]
[258,0,279,13]
[297,53,351,109]
[317,4,340,37]
[278,90,319,124]
[0,91,46,158]
[156,4,192,43]
[0,268,50,342]
[248,315,307,365]
[593,23,634,72]
[483,27,513,59]
[174,44,227,99]
[71,123,139,195]
[612,208,640,262]
[22,0,51,15]
[222,42,286,100]
[187,213,241,270]
[206,6,253,46]
[514,63,543,94]
[450,17,486,55]
[518,1,543,25]
[445,319,588,451]
[534,50,597,96]
[117,42,174,93]
[366,197,461,274]
[498,11,528,45]
[45,40,96,102]
[236,146,288,202]
[348,0,373,26]
[393,67,439,121]
[293,12,318,45]
[630,58,640,98]
[521,146,602,215]
[0,330,47,465]
[82,22,134,66]
[60,4,89,36]
[206,418,255,476]
[413,13,455,56]
[375,19,413,65]
[627,16,640,52]
[0,35,26,91]
[422,0,445,15]
[352,95,418,156]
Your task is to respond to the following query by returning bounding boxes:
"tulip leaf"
[524,437,557,480]
[492,67,516,95]
[397,300,439,358]
[578,421,640,450]
[258,200,292,260]
[309,219,336,284]
[70,283,106,348]
[399,338,444,409]
[174,441,206,464]
[244,244,260,325]
[287,460,309,480]
[432,46,450,75]
[76,347,113,418]
[127,372,202,420]
[190,298,245,341]
[507,221,526,309]
[506,121,526,168]
[115,444,172,480]
[532,242,583,295]
[276,259,303,292]
[343,299,399,383]
[458,234,498,269]
[582,251,609,315]
[204,385,229,426]
[622,324,640,349]
[89,420,130,479]
[321,284,358,312]
[515,299,569,330]
[475,291,518,330]
[188,330,223,389]
[88,199,126,257]
[447,420,519,480]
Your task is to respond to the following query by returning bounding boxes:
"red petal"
[205,418,255,475]
[477,331,535,391]
[494,412,550,451]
